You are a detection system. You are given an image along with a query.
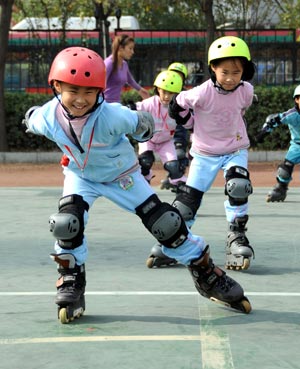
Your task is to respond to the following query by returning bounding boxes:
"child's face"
[295,96,300,109]
[53,81,100,117]
[211,58,243,91]
[157,87,175,106]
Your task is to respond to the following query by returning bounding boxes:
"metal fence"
[5,28,300,93]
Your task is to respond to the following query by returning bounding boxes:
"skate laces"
[205,264,234,293]
[213,268,235,292]
[57,265,86,290]
[191,263,234,293]
[56,274,76,292]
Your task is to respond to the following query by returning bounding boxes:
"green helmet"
[168,62,188,79]
[293,85,300,98]
[153,70,183,93]
[208,36,251,65]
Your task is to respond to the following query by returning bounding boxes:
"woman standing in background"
[104,34,150,103]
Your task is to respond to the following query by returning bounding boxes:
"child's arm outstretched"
[256,113,282,143]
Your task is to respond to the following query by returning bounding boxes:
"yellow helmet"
[168,62,188,79]
[208,36,251,65]
[153,70,183,93]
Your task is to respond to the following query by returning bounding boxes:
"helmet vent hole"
[231,43,236,47]
[71,69,76,75]
[85,72,91,77]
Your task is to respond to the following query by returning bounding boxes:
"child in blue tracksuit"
[23,46,251,322]
[257,85,300,202]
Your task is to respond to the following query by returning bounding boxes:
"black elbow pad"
[175,110,191,125]
[168,94,185,119]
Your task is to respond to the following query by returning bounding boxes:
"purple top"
[104,55,141,103]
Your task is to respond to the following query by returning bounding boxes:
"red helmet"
[48,47,106,89]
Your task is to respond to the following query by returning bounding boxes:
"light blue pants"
[285,141,300,164]
[54,169,206,266]
[279,142,300,183]
[186,149,249,223]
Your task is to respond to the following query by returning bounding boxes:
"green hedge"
[4,85,296,151]
[245,85,294,150]
[5,92,56,151]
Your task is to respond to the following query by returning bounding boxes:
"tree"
[12,0,205,29]
[0,0,14,151]
[199,0,215,80]
[277,0,300,28]
[1,0,292,151]
[213,0,282,29]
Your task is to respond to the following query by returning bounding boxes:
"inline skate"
[225,215,254,271]
[188,246,251,313]
[160,176,178,192]
[160,176,172,190]
[146,243,178,268]
[160,178,186,193]
[266,182,288,202]
[51,253,86,324]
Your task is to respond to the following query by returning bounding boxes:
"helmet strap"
[52,88,104,119]
[211,78,244,94]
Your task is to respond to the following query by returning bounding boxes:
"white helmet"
[293,85,300,98]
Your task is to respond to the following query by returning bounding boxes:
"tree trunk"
[0,0,14,151]
[200,0,215,81]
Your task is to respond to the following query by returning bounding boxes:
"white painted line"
[198,300,235,369]
[0,291,299,296]
[0,335,203,345]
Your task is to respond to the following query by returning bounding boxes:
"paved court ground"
[1,185,300,369]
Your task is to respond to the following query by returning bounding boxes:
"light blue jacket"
[280,107,300,144]
[28,97,141,182]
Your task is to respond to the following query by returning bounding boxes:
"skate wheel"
[160,181,171,190]
[266,195,271,203]
[59,308,69,324]
[240,298,252,314]
[146,257,155,268]
[75,311,83,319]
[74,307,84,319]
[225,258,250,271]
[210,297,252,314]
[266,195,285,203]
[242,258,250,270]
[226,265,241,271]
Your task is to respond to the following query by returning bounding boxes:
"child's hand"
[132,111,155,142]
[255,114,281,143]
[22,106,41,133]
[265,113,281,129]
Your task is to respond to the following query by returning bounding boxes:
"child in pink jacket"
[136,70,193,189]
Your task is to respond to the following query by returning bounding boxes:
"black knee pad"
[164,160,185,179]
[172,184,203,221]
[225,166,253,206]
[49,194,89,249]
[138,150,155,176]
[135,194,188,248]
[277,159,294,181]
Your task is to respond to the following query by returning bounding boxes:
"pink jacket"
[176,79,253,155]
[136,95,185,144]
